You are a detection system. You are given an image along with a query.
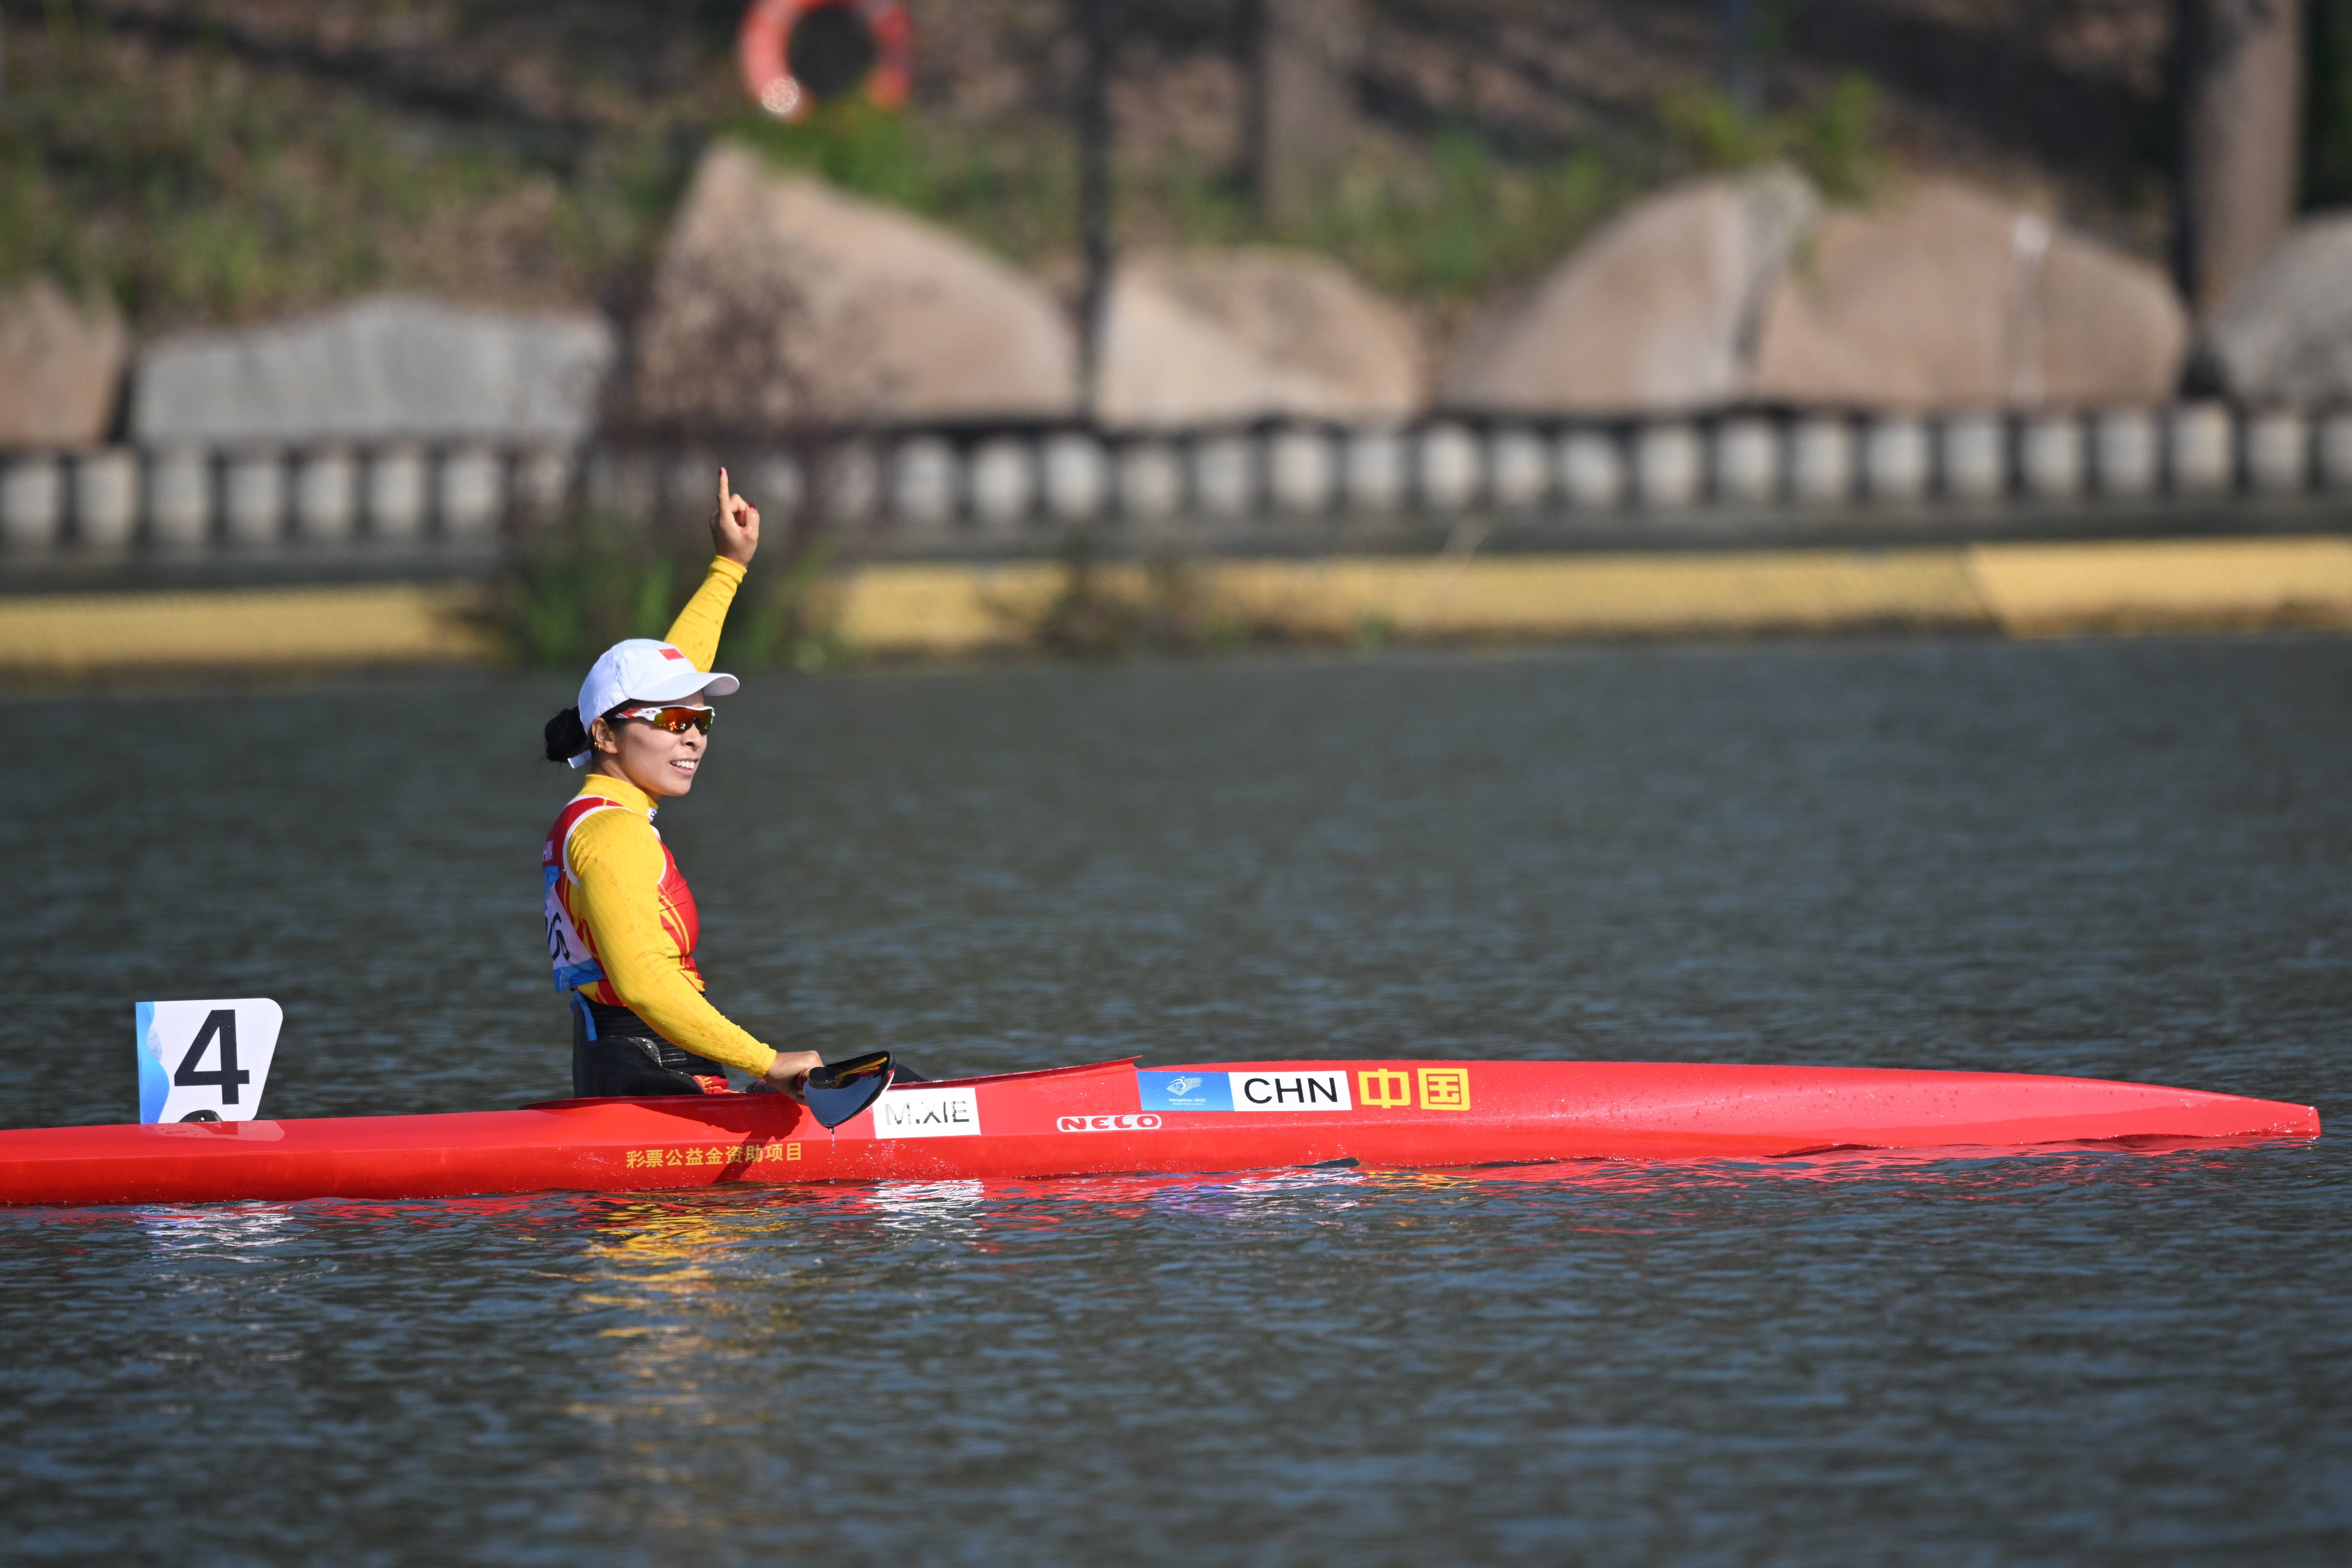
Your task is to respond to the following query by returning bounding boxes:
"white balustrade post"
[1789,416,1855,504]
[294,449,357,542]
[1939,414,2007,501]
[1634,422,1701,509]
[2167,403,2234,494]
[368,444,428,541]
[149,446,214,547]
[1269,427,1336,514]
[2091,410,2158,497]
[2320,413,2352,490]
[1418,423,1480,512]
[440,446,505,540]
[664,453,715,522]
[517,446,578,521]
[0,454,64,550]
[73,449,140,549]
[1042,433,1108,523]
[223,449,286,545]
[888,437,958,536]
[748,454,802,528]
[1557,429,1625,511]
[969,438,1035,534]
[1862,416,1929,502]
[1713,418,1779,505]
[586,448,656,520]
[1117,440,1183,520]
[2245,409,2309,494]
[1192,433,1257,518]
[1342,428,1406,513]
[823,442,880,528]
[2018,414,2084,500]
[1487,426,1549,509]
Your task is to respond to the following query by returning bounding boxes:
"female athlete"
[539,469,825,1099]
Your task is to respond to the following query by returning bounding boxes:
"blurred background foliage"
[730,100,1081,267]
[6,2,2351,348]
[708,63,1880,310]
[487,504,843,673]
[0,4,687,326]
[1,0,2265,330]
[1657,73,1886,200]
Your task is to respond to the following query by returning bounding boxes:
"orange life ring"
[738,0,913,122]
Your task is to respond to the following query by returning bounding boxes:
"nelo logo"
[1056,1114,1163,1133]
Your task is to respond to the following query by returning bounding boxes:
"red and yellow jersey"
[542,784,704,1003]
[539,558,776,1078]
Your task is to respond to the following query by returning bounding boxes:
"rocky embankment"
[10,138,2352,460]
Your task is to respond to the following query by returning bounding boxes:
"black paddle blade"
[801,1051,895,1130]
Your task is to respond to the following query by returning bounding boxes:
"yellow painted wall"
[3,536,2349,675]
[1962,537,2352,635]
[0,584,490,677]
[827,537,2352,656]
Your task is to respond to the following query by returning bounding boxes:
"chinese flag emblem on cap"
[659,647,686,661]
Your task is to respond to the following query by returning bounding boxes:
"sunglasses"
[610,704,715,736]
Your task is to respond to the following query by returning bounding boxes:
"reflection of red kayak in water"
[0,1059,2320,1208]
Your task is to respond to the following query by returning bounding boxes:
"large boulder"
[0,277,128,448]
[133,294,613,446]
[2197,214,2352,401]
[634,142,1077,425]
[2036,229,2190,405]
[1749,180,2186,409]
[1096,248,1423,429]
[1440,168,1818,416]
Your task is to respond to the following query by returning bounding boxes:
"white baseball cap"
[568,639,740,767]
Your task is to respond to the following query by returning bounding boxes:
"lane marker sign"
[136,999,282,1124]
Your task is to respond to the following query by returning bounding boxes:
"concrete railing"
[5,405,2350,558]
[0,443,579,556]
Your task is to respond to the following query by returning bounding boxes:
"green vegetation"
[1657,73,1887,201]
[736,100,1625,308]
[1147,132,1621,305]
[734,79,1884,311]
[0,5,677,326]
[728,100,1080,269]
[487,507,841,673]
[1031,534,1244,658]
[3,2,1900,333]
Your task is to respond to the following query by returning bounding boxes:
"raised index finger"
[719,466,735,517]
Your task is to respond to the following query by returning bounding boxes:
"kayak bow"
[0,1058,2319,1208]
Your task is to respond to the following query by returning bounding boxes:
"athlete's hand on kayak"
[712,467,759,566]
[763,1048,825,1099]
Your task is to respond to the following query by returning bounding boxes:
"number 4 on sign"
[136,1000,283,1124]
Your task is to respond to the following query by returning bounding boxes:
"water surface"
[2,637,2346,1563]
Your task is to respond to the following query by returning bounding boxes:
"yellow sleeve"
[664,557,746,672]
[567,810,778,1078]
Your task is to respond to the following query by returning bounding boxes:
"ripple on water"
[1,638,2348,1564]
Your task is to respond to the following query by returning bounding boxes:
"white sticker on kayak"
[136,999,282,1124]
[1228,1070,1351,1113]
[873,1085,982,1138]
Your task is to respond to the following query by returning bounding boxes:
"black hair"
[544,706,589,763]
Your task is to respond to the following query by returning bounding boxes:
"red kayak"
[0,1058,2319,1208]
